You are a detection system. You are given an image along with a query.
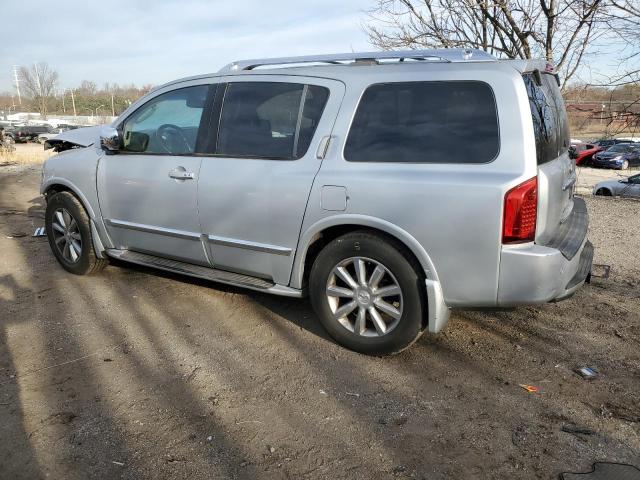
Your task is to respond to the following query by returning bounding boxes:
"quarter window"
[344,81,500,163]
[120,85,208,155]
[523,73,570,165]
[216,82,329,159]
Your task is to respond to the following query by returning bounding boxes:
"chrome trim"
[104,249,303,298]
[105,219,201,240]
[207,234,292,256]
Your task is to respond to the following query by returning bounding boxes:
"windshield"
[607,145,630,153]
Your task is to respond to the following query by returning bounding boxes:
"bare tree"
[365,0,637,87]
[18,63,58,118]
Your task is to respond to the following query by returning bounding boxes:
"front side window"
[216,82,329,159]
[120,85,208,154]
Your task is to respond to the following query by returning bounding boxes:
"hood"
[44,125,104,152]
[596,151,622,159]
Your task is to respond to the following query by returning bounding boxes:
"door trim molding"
[207,234,292,256]
[105,219,201,240]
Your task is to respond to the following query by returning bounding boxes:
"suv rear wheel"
[309,231,426,355]
[45,192,107,275]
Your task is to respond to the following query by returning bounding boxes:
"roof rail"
[219,49,497,72]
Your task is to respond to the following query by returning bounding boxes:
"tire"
[309,231,426,355]
[595,188,612,196]
[45,191,107,275]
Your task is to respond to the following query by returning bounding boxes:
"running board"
[105,249,303,298]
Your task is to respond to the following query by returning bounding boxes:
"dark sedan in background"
[591,144,640,170]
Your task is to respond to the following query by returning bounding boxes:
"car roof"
[153,49,551,93]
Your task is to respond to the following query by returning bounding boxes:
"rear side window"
[344,81,499,163]
[523,73,570,164]
[217,82,329,160]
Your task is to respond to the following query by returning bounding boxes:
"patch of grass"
[0,143,53,166]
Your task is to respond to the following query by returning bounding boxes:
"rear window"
[217,82,329,160]
[344,81,500,164]
[523,72,570,164]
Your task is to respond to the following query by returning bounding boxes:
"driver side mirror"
[100,126,120,154]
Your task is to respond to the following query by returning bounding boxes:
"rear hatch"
[522,70,583,256]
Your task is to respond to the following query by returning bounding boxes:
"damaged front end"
[44,125,104,152]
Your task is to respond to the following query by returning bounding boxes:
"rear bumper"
[497,197,592,305]
[497,238,593,305]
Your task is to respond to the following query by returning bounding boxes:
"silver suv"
[41,49,592,355]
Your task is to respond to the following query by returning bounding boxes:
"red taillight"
[502,176,537,244]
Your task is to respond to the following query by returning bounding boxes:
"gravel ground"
[0,163,638,480]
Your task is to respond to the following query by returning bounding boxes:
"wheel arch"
[42,178,97,219]
[290,214,440,290]
[42,180,109,258]
[594,187,612,196]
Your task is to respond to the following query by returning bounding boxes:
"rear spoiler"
[505,58,561,87]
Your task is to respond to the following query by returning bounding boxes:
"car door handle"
[168,169,195,180]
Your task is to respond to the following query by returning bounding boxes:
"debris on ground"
[33,227,46,237]
[575,366,598,380]
[590,264,611,279]
[519,384,539,393]
[561,462,640,480]
[561,424,596,436]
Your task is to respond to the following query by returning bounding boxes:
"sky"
[0,0,372,92]
[1,0,635,95]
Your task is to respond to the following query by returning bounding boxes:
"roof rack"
[219,49,497,72]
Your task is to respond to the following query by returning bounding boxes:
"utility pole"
[70,89,77,117]
[61,90,66,113]
[111,93,115,116]
[12,66,21,105]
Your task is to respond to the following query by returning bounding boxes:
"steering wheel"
[156,124,192,154]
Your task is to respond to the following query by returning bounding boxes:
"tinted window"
[121,85,208,154]
[523,73,570,164]
[217,82,329,159]
[344,81,499,163]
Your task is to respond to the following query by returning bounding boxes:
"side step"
[105,249,302,297]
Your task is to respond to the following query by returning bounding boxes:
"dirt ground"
[0,153,639,479]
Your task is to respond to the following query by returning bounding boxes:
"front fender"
[41,176,97,219]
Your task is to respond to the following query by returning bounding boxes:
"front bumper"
[591,159,625,169]
[497,198,592,305]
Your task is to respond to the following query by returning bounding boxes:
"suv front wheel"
[45,191,107,275]
[309,231,426,355]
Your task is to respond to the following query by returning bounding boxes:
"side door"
[622,174,640,198]
[97,82,213,265]
[197,77,344,285]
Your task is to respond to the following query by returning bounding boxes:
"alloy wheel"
[326,257,403,337]
[51,208,82,263]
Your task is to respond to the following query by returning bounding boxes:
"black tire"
[45,191,107,275]
[309,231,426,355]
[595,188,612,196]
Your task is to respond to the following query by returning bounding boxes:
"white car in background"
[594,173,640,198]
